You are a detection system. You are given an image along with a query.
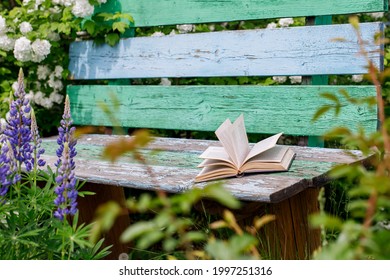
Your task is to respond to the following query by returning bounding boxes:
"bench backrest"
[67,0,387,137]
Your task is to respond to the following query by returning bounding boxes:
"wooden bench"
[42,0,387,259]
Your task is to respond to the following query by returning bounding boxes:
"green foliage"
[0,1,133,135]
[311,16,390,260]
[0,170,110,260]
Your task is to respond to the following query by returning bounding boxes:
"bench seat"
[42,134,368,203]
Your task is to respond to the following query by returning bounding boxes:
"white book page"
[198,146,234,165]
[230,114,250,167]
[243,132,283,164]
[215,118,237,164]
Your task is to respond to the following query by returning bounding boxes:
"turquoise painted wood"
[68,23,383,80]
[67,85,377,136]
[95,0,388,27]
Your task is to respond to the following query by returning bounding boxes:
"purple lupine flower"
[0,136,21,200]
[54,95,78,220]
[30,108,46,169]
[55,95,76,167]
[4,69,33,172]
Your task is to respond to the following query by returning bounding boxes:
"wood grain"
[95,0,388,27]
[68,23,382,80]
[67,85,377,136]
[41,135,372,203]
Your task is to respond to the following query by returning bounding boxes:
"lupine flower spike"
[30,108,46,170]
[0,136,20,200]
[54,95,78,221]
[4,68,33,172]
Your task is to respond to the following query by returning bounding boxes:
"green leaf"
[309,213,343,230]
[83,20,96,35]
[137,231,165,249]
[120,221,156,243]
[229,234,258,252]
[312,106,331,122]
[203,183,240,209]
[105,33,120,46]
[90,201,121,243]
[320,92,339,103]
[112,22,128,34]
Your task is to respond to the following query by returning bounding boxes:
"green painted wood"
[95,0,388,27]
[67,85,377,136]
[307,15,333,148]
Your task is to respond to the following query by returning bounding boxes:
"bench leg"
[77,183,131,260]
[263,188,321,259]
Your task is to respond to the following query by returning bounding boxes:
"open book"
[195,114,295,183]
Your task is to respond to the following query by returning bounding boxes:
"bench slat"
[41,135,369,203]
[96,0,388,27]
[68,23,383,80]
[68,85,377,136]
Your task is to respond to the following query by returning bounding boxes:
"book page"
[215,114,249,168]
[214,118,236,164]
[198,146,234,165]
[243,132,283,164]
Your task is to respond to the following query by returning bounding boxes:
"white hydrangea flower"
[0,16,7,35]
[278,18,294,27]
[352,74,363,83]
[31,39,51,62]
[0,35,15,51]
[54,65,64,78]
[151,31,165,37]
[25,90,34,102]
[368,12,384,19]
[49,91,64,104]
[159,78,172,86]
[48,73,63,91]
[266,22,277,29]
[176,24,195,34]
[33,91,53,109]
[52,0,74,6]
[272,76,287,83]
[37,65,51,80]
[72,0,94,18]
[19,22,33,35]
[14,37,33,62]
[289,76,302,84]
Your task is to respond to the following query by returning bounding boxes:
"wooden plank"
[67,85,377,136]
[68,23,382,80]
[95,0,388,27]
[41,135,371,203]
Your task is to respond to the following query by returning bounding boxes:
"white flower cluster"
[13,37,51,62]
[24,65,65,109]
[1,15,51,62]
[267,18,294,29]
[0,16,7,34]
[52,0,107,18]
[19,22,33,35]
[272,76,302,84]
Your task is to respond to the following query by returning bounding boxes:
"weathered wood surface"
[67,85,377,136]
[41,134,371,203]
[69,23,382,80]
[96,0,388,27]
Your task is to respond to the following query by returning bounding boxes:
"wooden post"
[261,188,321,259]
[77,182,131,260]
